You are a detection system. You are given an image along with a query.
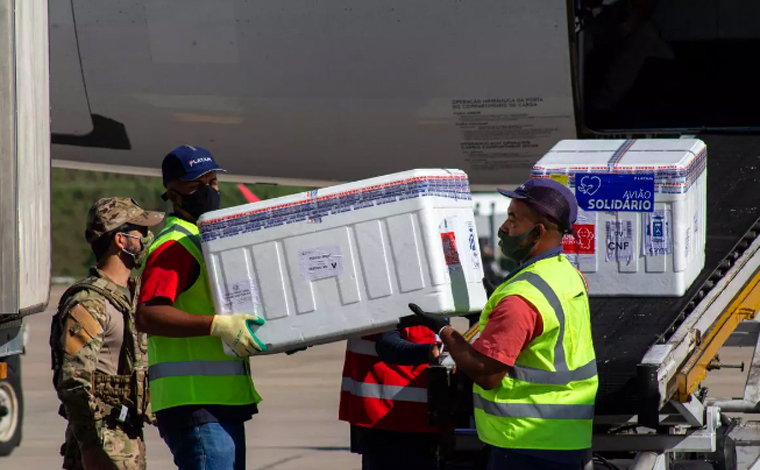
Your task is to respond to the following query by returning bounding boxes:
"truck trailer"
[0,0,49,456]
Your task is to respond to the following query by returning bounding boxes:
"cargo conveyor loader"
[431,135,760,470]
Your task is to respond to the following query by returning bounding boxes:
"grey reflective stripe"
[149,360,247,381]
[346,338,378,357]
[341,377,427,403]
[157,224,202,255]
[513,271,568,371]
[473,394,593,420]
[509,359,597,385]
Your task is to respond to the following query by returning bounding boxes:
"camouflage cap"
[85,197,165,244]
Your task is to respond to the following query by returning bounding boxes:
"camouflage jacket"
[51,268,150,451]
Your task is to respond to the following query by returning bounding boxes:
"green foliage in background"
[52,168,310,279]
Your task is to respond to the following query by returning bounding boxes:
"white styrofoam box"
[532,139,707,297]
[197,169,488,355]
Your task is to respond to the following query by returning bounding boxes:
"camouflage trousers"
[61,424,146,470]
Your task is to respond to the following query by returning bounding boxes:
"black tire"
[0,355,23,456]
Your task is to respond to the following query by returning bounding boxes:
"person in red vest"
[340,325,442,470]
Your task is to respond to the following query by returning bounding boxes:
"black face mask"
[498,226,539,273]
[180,185,221,220]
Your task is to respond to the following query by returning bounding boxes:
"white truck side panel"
[50,1,576,189]
[0,0,17,316]
[16,0,50,314]
[0,0,50,317]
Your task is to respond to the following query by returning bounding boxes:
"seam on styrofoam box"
[531,147,707,194]
[199,175,472,242]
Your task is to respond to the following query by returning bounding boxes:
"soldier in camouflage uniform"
[50,197,164,470]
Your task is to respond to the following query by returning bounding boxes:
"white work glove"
[210,314,267,356]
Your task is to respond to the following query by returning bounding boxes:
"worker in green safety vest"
[407,178,598,470]
[136,145,266,470]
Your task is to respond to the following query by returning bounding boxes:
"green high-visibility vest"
[474,254,598,450]
[146,216,261,412]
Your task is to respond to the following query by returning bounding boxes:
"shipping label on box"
[562,213,597,266]
[605,220,634,262]
[300,245,343,281]
[465,220,482,273]
[218,279,261,314]
[644,209,672,256]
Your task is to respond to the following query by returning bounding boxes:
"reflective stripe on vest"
[473,395,595,420]
[146,216,261,412]
[155,223,202,254]
[519,272,569,371]
[341,377,428,403]
[473,255,598,451]
[508,359,597,385]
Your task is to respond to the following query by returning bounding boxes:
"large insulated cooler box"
[197,169,488,354]
[532,139,707,297]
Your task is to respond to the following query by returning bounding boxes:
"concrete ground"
[2,285,757,469]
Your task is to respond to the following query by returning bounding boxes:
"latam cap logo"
[188,157,212,167]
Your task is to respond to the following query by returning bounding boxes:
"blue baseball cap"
[497,178,578,234]
[161,145,226,187]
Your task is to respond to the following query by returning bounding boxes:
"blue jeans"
[163,421,246,470]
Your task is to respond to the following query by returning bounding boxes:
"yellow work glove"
[210,314,268,357]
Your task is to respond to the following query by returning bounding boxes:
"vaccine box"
[197,169,488,354]
[532,139,707,297]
